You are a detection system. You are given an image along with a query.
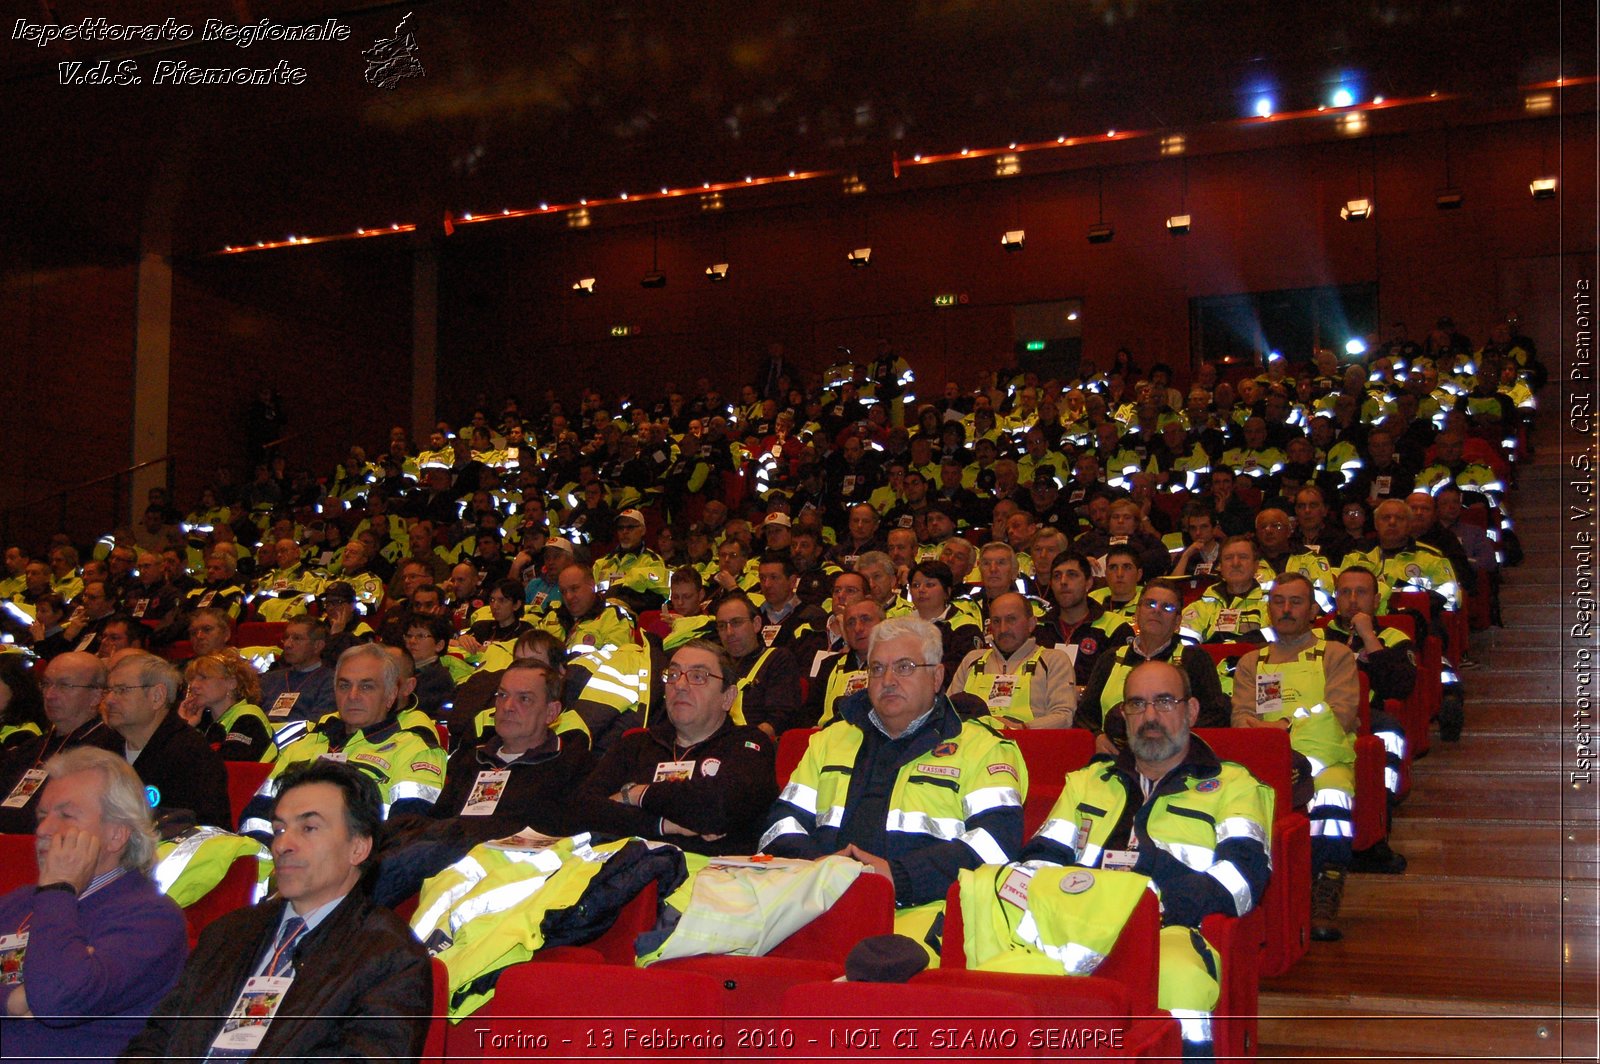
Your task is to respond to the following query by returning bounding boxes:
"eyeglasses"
[663,666,724,687]
[867,659,939,680]
[1121,694,1185,716]
[105,683,156,697]
[714,617,750,630]
[38,681,105,693]
[1138,598,1180,615]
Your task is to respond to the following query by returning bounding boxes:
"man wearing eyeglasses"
[1013,659,1274,1060]
[1231,572,1360,942]
[571,640,776,855]
[761,615,1027,955]
[101,651,230,828]
[1080,579,1229,753]
[0,653,121,834]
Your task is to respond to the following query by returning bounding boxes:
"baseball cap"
[843,935,930,983]
[320,581,356,603]
[544,537,576,556]
[763,513,792,528]
[616,509,646,527]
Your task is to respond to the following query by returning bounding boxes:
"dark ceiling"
[0,0,1586,260]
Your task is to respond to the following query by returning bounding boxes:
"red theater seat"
[1195,727,1310,980]
[469,960,724,1064]
[1003,728,1095,837]
[224,760,272,828]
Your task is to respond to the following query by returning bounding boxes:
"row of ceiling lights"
[1341,175,1560,221]
[571,171,1562,292]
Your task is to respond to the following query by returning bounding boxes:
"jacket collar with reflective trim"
[317,711,404,749]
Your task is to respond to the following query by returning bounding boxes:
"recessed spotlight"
[1000,230,1025,251]
[572,278,596,295]
[847,247,872,267]
[1165,214,1192,234]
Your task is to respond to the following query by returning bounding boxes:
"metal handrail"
[2,454,174,549]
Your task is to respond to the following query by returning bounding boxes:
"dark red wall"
[168,245,414,507]
[439,115,1592,413]
[0,257,136,550]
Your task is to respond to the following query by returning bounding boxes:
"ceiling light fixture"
[847,247,872,267]
[1340,198,1373,221]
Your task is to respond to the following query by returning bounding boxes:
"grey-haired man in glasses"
[571,639,776,854]
[761,615,1027,957]
[1080,578,1230,756]
[0,653,120,834]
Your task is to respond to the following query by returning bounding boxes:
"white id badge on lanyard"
[462,770,510,816]
[1256,675,1284,718]
[987,674,1018,708]
[208,975,293,1056]
[653,760,695,783]
[3,769,47,809]
[269,693,300,720]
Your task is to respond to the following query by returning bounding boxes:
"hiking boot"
[1311,868,1347,942]
[1350,839,1408,875]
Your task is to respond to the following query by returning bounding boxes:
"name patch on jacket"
[916,763,961,780]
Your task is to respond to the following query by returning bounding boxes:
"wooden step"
[1400,776,1584,821]
[1261,909,1587,999]
[1258,997,1593,1059]
[1496,604,1569,629]
[1385,818,1597,879]
[1484,627,1586,650]
[1497,585,1566,605]
[1400,730,1564,761]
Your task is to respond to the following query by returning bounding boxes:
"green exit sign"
[610,325,632,337]
[1025,340,1047,351]
[933,294,957,307]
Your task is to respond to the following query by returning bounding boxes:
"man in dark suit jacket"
[122,760,430,1061]
[99,652,230,829]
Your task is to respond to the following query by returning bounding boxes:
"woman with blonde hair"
[179,652,274,762]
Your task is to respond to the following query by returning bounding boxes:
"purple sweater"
[0,870,188,1064]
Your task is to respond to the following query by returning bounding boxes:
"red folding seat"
[1195,727,1310,980]
[468,960,725,1064]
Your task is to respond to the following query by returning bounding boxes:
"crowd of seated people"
[0,316,1541,1059]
